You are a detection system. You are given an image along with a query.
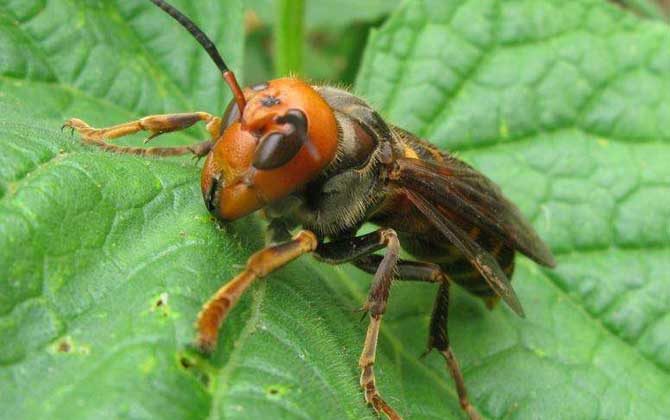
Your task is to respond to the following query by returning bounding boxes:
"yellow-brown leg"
[359,315,403,420]
[196,230,318,353]
[441,347,481,420]
[356,230,402,420]
[62,112,221,157]
[356,257,482,420]
[313,229,403,419]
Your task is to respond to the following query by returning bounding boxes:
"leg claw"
[61,118,93,141]
[194,334,216,356]
[364,392,403,420]
[354,302,370,322]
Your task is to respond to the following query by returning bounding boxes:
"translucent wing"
[403,189,525,317]
[390,157,555,268]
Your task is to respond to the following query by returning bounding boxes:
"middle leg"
[315,229,402,420]
[355,255,482,420]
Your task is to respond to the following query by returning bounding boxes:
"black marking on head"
[57,339,72,353]
[261,96,281,107]
[205,176,219,212]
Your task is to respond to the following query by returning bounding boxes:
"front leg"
[62,112,220,157]
[196,230,318,352]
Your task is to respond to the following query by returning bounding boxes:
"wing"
[389,156,556,268]
[403,189,525,317]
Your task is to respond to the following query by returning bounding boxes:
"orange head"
[147,2,337,221]
[201,78,339,221]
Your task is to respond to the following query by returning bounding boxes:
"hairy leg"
[315,229,402,420]
[62,112,220,157]
[355,255,482,420]
[429,283,481,420]
[354,255,443,283]
[196,230,318,352]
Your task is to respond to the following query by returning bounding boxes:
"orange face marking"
[201,77,339,221]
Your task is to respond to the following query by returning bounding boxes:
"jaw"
[215,182,265,221]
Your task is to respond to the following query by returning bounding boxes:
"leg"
[353,255,443,284]
[429,283,481,420]
[62,112,221,157]
[356,256,482,420]
[314,229,402,420]
[196,230,318,352]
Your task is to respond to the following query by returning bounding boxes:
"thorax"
[264,86,397,239]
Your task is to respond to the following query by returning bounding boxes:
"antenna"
[149,0,246,114]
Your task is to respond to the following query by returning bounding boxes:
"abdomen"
[393,213,517,301]
[374,128,518,301]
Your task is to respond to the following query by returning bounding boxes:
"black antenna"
[149,0,246,113]
[149,0,228,72]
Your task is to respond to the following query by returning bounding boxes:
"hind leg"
[428,283,481,420]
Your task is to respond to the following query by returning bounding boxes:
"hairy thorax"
[264,86,399,239]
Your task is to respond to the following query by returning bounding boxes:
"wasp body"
[63,2,555,419]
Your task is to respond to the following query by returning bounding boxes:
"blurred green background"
[242,0,669,85]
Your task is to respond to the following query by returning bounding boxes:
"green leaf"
[615,0,669,22]
[2,2,670,420]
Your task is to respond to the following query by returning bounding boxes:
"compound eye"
[252,109,308,170]
[221,99,241,130]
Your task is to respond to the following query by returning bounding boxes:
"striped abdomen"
[390,127,517,301]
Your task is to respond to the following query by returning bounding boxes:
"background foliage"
[1,0,670,419]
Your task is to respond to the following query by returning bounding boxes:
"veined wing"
[389,156,555,268]
[403,189,525,317]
